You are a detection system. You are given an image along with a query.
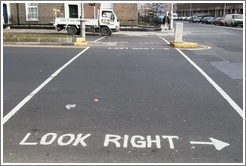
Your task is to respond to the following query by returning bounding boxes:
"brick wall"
[84,3,101,18]
[9,3,139,26]
[10,3,63,24]
[114,3,138,26]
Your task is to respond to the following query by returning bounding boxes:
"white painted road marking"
[190,138,230,150]
[160,37,243,118]
[104,134,178,149]
[66,104,76,110]
[93,36,106,43]
[3,47,90,125]
[19,133,91,146]
[19,132,230,151]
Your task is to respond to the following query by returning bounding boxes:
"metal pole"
[190,3,192,16]
[16,3,20,25]
[80,3,85,38]
[93,6,96,19]
[223,3,226,17]
[169,3,173,30]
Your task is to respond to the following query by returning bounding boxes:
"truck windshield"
[102,11,113,18]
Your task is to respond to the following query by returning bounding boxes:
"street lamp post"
[223,3,226,17]
[169,3,173,30]
[89,3,96,19]
[190,3,192,16]
[80,3,85,38]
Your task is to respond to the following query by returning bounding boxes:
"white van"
[224,14,243,27]
[172,13,178,20]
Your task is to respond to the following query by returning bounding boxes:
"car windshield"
[235,15,243,19]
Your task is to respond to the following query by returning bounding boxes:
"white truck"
[53,8,120,36]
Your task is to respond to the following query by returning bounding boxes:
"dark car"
[189,16,200,23]
[201,16,214,24]
[205,17,214,24]
[201,17,208,24]
[213,17,224,26]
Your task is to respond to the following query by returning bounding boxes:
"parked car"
[204,17,215,24]
[213,17,224,26]
[220,18,225,26]
[201,17,209,24]
[180,16,187,20]
[224,14,243,27]
[197,16,203,21]
[185,16,192,21]
[188,16,200,23]
[173,13,178,20]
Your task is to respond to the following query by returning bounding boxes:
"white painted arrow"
[66,104,76,110]
[190,138,230,150]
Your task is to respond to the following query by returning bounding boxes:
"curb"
[170,41,198,48]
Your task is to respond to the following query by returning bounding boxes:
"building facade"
[138,3,152,17]
[114,3,138,26]
[151,3,178,18]
[177,3,243,17]
[4,3,138,26]
[151,3,166,17]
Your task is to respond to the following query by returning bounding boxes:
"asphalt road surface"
[2,22,244,164]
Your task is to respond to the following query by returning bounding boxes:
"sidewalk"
[3,28,176,46]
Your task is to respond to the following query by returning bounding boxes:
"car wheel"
[101,26,111,36]
[67,26,77,35]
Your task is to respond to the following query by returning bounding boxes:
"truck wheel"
[101,27,110,36]
[67,26,77,35]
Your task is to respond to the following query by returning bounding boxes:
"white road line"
[3,47,90,125]
[93,36,106,43]
[160,37,243,118]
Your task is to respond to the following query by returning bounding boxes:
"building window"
[25,3,38,21]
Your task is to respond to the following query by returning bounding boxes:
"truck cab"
[97,9,120,35]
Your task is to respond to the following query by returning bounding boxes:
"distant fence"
[119,17,162,28]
